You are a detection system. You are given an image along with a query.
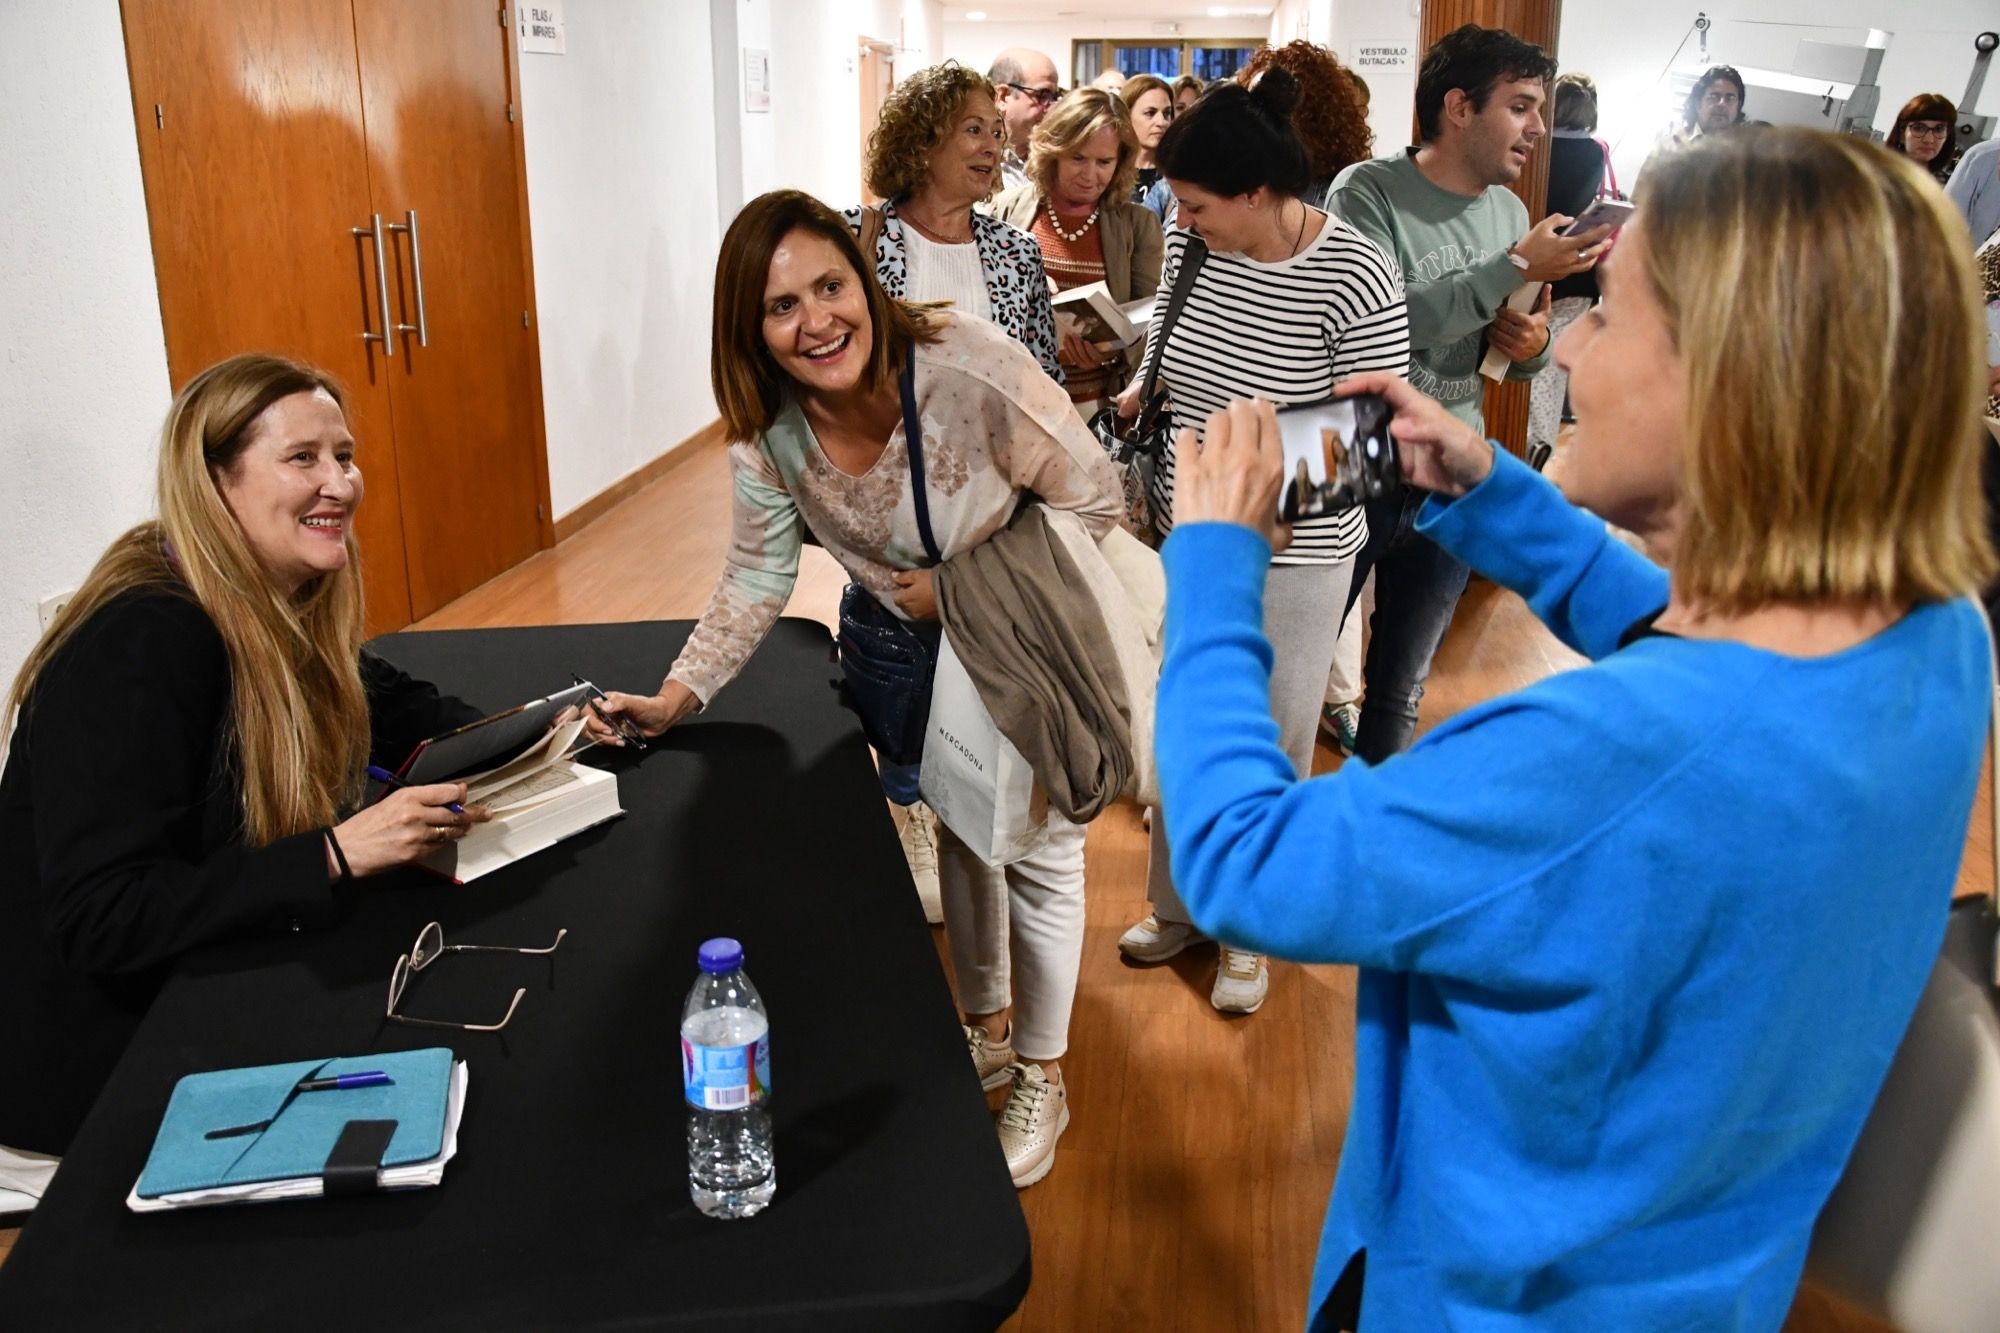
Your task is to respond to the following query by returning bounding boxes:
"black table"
[0,620,1029,1331]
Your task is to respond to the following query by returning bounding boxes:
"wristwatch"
[1506,248,1530,271]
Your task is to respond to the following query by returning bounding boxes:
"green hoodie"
[1332,149,1551,433]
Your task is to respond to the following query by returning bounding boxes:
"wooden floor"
[1,436,1981,1329]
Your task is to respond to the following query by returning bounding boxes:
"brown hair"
[1171,74,1204,105]
[1120,73,1172,116]
[710,190,945,443]
[1886,93,1957,168]
[863,62,997,203]
[7,354,370,844]
[1637,127,1995,611]
[1027,87,1140,206]
[1239,40,1372,182]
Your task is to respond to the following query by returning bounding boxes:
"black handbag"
[834,354,944,767]
[1087,236,1209,534]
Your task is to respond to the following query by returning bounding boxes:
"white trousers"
[1149,559,1353,931]
[937,812,1088,1062]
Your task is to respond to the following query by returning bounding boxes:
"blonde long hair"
[6,354,371,844]
[1638,127,1996,611]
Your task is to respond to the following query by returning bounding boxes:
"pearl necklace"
[1044,203,1100,243]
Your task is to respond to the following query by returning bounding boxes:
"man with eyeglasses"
[988,48,1061,190]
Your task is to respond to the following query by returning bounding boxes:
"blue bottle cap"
[697,938,744,973]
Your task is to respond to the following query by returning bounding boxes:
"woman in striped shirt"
[1112,69,1410,1014]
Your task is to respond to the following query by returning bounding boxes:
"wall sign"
[1350,39,1415,74]
[743,48,771,113]
[519,2,566,55]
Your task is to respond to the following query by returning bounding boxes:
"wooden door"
[120,0,416,633]
[351,0,552,619]
[1418,0,1563,457]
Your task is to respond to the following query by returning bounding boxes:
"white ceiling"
[944,3,1275,20]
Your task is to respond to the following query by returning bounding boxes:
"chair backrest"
[1805,893,2000,1332]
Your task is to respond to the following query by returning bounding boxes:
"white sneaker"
[995,1062,1070,1188]
[965,1022,1016,1091]
[897,801,943,925]
[1211,948,1269,1014]
[1117,912,1210,963]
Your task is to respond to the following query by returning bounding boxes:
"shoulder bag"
[834,353,945,767]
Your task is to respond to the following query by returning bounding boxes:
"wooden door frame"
[859,37,896,205]
[499,3,557,551]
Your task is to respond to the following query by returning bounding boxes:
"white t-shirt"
[899,227,994,322]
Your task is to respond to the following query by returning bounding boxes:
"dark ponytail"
[1155,66,1311,200]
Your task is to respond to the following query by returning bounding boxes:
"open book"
[1051,282,1156,350]
[417,716,624,884]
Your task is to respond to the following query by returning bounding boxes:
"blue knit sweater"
[1156,448,1991,1331]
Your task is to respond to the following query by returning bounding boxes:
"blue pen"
[295,1070,392,1092]
[204,1070,395,1138]
[366,764,466,815]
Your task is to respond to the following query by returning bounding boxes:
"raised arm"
[664,440,805,705]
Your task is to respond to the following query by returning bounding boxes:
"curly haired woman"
[1238,40,1374,204]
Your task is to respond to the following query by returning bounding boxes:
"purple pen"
[366,764,466,815]
[296,1070,392,1092]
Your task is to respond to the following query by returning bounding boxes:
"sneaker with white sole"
[995,1062,1069,1188]
[1319,702,1361,757]
[898,800,943,925]
[1117,912,1210,963]
[965,1022,1016,1091]
[1211,948,1270,1013]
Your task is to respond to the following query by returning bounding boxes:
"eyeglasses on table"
[386,920,568,1032]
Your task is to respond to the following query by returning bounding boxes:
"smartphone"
[1562,198,1635,236]
[1274,394,1398,524]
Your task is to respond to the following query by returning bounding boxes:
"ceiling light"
[967,9,987,18]
[1208,5,1229,15]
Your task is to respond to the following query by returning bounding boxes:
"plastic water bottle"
[681,937,774,1218]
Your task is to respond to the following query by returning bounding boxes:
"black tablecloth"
[0,619,1029,1331]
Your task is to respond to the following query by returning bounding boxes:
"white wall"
[941,16,1269,85]
[1267,0,1422,156]
[1560,6,2000,191]
[517,0,724,517]
[0,1,173,690]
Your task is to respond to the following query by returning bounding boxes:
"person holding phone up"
[1154,128,1992,1331]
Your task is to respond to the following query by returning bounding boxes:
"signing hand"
[584,682,699,745]
[331,784,491,878]
[1171,398,1291,552]
[1336,373,1493,496]
[893,568,939,621]
[1509,213,1613,285]
[1488,284,1552,364]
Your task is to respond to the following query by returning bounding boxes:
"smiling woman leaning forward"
[0,354,493,1185]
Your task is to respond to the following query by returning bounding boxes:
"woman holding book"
[0,354,487,1188]
[992,87,1164,414]
[590,190,1121,1189]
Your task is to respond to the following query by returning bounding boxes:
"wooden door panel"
[119,0,416,633]
[351,0,549,618]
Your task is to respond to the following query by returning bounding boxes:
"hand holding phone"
[1561,197,1635,238]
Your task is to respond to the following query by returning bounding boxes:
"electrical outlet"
[37,591,74,630]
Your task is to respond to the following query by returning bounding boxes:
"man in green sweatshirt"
[1329,24,1608,763]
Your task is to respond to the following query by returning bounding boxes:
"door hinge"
[522,310,530,328]
[499,6,507,27]
[154,103,164,130]
[536,503,545,522]
[507,101,516,123]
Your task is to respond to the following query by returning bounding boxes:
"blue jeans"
[1341,488,1471,764]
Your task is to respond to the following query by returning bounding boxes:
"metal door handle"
[351,214,395,355]
[385,210,429,348]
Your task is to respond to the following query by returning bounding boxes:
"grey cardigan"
[990,185,1164,305]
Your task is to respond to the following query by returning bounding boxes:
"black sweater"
[0,587,480,1154]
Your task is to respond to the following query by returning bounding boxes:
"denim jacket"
[843,201,1064,385]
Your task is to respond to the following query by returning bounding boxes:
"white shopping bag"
[920,632,1050,867]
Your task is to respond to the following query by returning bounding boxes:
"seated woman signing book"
[0,355,489,1188]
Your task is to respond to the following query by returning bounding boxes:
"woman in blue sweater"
[1155,128,1995,1330]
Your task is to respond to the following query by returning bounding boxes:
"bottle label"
[681,1035,770,1111]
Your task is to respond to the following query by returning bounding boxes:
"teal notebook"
[134,1048,457,1202]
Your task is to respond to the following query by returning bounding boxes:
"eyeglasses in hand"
[386,920,568,1032]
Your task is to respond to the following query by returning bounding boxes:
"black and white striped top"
[1139,215,1410,564]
